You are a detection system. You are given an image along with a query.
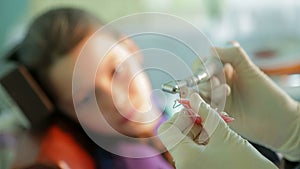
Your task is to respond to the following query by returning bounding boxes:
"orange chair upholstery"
[37,123,96,169]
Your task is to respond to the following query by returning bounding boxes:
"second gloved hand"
[213,43,300,161]
[158,93,277,169]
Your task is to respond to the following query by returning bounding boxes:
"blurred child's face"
[47,34,161,137]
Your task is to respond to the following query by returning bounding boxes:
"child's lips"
[119,111,136,124]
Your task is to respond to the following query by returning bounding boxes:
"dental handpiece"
[161,57,234,127]
[161,57,222,95]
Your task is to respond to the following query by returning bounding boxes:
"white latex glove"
[158,93,278,169]
[192,58,231,110]
[212,42,300,161]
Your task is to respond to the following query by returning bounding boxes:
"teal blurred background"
[0,0,222,57]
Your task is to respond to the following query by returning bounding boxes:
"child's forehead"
[73,32,142,75]
[89,34,134,57]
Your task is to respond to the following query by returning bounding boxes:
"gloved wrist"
[277,102,300,161]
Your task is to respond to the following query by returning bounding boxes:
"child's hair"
[14,7,103,95]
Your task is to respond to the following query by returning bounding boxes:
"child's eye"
[115,65,125,74]
[111,68,117,77]
[79,93,93,106]
[112,64,125,77]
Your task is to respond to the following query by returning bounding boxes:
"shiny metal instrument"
[161,58,222,96]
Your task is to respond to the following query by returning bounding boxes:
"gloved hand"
[212,42,300,161]
[158,93,278,169]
